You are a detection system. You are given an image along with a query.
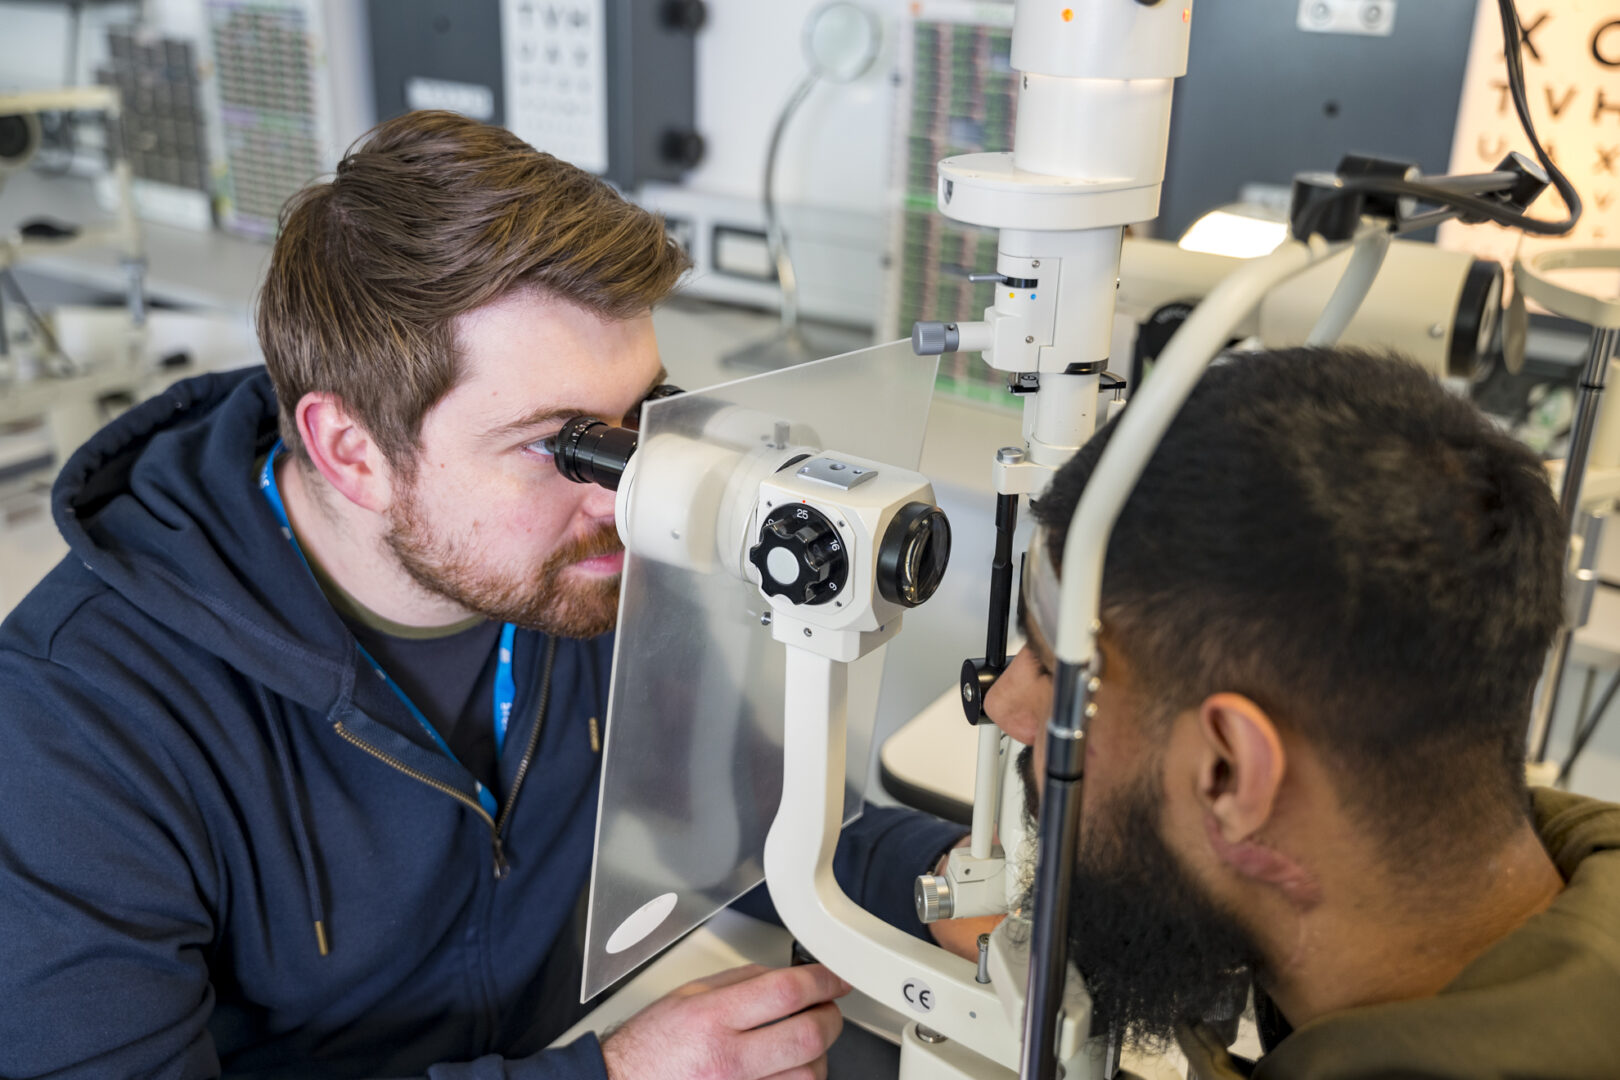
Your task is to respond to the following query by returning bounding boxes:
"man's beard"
[384,482,623,637]
[1017,745,1258,1051]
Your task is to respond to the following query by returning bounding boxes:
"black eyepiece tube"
[546,416,639,490]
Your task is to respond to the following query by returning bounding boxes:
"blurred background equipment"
[880,1,1019,403]
[0,82,162,580]
[1117,233,1506,386]
[205,0,367,239]
[0,84,146,381]
[0,110,43,177]
[367,0,704,191]
[631,0,898,331]
[720,1,885,370]
[94,25,212,229]
[1155,0,1479,242]
[1513,248,1620,780]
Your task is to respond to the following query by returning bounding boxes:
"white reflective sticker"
[605,892,679,955]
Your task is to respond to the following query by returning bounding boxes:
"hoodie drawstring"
[259,687,333,958]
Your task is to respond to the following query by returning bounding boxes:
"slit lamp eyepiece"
[545,384,685,491]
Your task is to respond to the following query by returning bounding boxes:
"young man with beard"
[0,112,965,1079]
[983,348,1620,1078]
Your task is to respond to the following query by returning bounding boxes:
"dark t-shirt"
[294,528,504,794]
[345,616,503,795]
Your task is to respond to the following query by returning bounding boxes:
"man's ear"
[1195,693,1285,846]
[295,392,393,513]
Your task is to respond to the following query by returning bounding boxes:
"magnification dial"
[749,505,849,606]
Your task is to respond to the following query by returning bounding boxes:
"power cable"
[1298,0,1581,241]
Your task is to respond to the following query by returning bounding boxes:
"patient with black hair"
[985,348,1620,1079]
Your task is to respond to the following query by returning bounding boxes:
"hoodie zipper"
[334,721,497,830]
[491,637,558,879]
[487,707,543,878]
[332,636,558,881]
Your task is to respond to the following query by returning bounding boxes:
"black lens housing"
[546,383,686,490]
[878,501,951,608]
[548,416,639,490]
[0,114,32,162]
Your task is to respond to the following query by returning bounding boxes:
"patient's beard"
[1017,746,1258,1051]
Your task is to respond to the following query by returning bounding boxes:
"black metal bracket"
[1289,152,1549,242]
[1063,360,1106,376]
[961,492,1020,724]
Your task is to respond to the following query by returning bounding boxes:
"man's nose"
[983,648,1044,746]
[580,479,618,522]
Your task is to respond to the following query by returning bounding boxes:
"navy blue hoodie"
[0,368,964,1079]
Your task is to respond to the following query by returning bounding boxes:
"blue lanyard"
[259,441,512,818]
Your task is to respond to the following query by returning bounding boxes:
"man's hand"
[600,963,850,1080]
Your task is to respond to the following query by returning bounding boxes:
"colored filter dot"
[1061,8,1074,22]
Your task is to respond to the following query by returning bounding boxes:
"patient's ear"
[1195,693,1285,846]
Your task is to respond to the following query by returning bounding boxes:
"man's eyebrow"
[486,404,589,441]
[485,364,669,441]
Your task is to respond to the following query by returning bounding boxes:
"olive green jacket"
[1180,788,1620,1079]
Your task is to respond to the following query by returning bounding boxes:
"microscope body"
[560,5,1200,1074]
[919,1,1193,493]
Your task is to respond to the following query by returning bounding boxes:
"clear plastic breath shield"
[581,341,939,1001]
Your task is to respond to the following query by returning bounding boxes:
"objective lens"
[878,502,951,607]
[547,416,639,490]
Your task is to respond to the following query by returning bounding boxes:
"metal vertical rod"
[1556,327,1619,523]
[1530,325,1620,762]
[762,73,817,333]
[970,721,1003,859]
[1102,1030,1122,1078]
[1019,661,1089,1080]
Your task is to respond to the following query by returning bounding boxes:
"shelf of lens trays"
[886,11,1020,406]
[208,1,329,240]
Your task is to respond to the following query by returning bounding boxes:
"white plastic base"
[899,1023,1014,1080]
[765,648,1019,1069]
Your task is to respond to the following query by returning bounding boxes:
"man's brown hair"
[257,110,689,470]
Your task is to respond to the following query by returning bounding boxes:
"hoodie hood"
[50,367,357,714]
